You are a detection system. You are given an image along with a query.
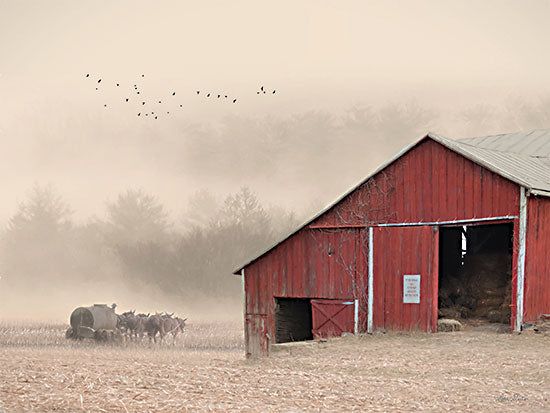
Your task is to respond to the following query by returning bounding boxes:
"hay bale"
[471,305,496,317]
[458,306,472,318]
[439,305,472,319]
[477,297,503,308]
[483,289,504,297]
[437,318,462,332]
[461,253,511,300]
[455,295,476,308]
[438,307,462,320]
[487,310,508,324]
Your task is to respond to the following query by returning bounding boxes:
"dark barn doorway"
[438,223,513,326]
[274,297,313,343]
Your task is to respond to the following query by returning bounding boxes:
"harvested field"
[1,322,550,412]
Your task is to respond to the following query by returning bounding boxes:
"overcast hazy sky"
[1,1,550,221]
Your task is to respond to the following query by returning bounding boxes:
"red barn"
[234,130,550,357]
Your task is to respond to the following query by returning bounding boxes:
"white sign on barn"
[403,274,421,304]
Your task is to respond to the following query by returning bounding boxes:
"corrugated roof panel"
[458,129,550,156]
[437,130,550,192]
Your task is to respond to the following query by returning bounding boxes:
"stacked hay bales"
[438,252,512,324]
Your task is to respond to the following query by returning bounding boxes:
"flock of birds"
[85,73,276,119]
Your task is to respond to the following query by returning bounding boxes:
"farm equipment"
[65,304,122,342]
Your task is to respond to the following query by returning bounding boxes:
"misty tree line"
[0,184,299,301]
[125,97,550,205]
[15,97,550,227]
[3,97,550,304]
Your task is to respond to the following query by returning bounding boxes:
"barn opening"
[438,223,513,325]
[274,297,313,343]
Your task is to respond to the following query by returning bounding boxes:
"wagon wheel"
[65,327,75,339]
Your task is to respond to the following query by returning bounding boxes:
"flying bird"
[172,92,176,96]
[273,90,276,94]
[137,91,140,94]
[233,99,237,103]
[224,95,227,98]
[141,74,145,77]
[98,79,102,83]
[154,116,158,119]
[217,94,221,98]
[142,102,145,105]
[196,91,200,94]
[85,74,89,77]
[125,98,129,102]
[260,86,263,91]
[207,93,210,97]
[138,113,141,116]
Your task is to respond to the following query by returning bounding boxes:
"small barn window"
[274,297,313,343]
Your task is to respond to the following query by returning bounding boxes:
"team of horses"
[118,311,187,344]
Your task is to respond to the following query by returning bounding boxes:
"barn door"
[311,299,355,339]
[372,226,439,332]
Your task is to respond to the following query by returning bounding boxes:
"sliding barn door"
[372,226,439,332]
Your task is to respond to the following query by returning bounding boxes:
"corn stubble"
[1,322,550,411]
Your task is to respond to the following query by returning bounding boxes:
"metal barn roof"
[233,129,550,274]
[458,129,550,156]
[433,132,550,196]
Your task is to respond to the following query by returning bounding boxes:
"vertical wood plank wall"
[244,139,522,356]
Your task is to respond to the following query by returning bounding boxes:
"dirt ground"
[1,322,550,412]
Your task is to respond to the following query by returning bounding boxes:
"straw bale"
[437,318,462,332]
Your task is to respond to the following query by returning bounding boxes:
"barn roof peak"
[233,129,550,274]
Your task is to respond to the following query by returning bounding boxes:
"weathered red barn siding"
[244,315,268,357]
[309,139,521,334]
[243,137,524,356]
[244,228,363,355]
[524,196,550,321]
[313,139,520,227]
[372,226,439,332]
[245,229,360,314]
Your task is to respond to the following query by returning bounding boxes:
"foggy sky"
[1,0,550,222]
